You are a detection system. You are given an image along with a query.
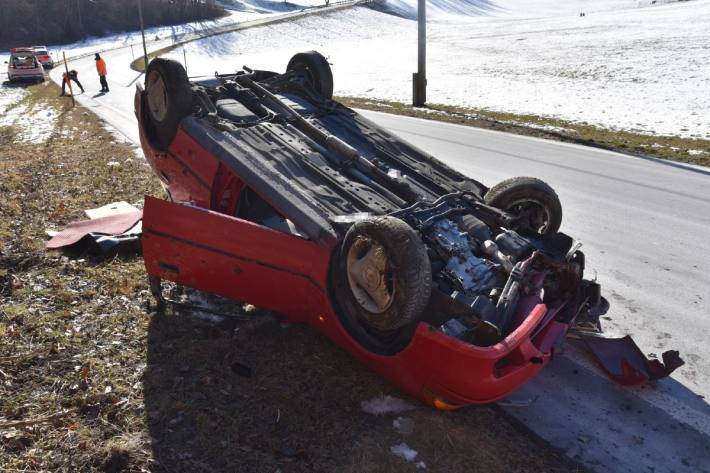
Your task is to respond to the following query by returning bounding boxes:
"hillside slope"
[164,0,710,139]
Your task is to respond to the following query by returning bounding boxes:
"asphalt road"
[51,24,710,473]
[357,111,710,473]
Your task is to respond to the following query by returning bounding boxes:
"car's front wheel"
[331,217,431,353]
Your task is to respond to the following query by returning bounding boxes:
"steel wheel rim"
[507,199,552,234]
[346,237,395,314]
[146,70,168,124]
[294,65,318,92]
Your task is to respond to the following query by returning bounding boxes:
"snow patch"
[0,85,59,144]
[0,87,28,117]
[16,108,59,144]
[361,395,415,415]
[390,442,418,462]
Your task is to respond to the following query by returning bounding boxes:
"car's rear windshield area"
[11,55,39,68]
[35,50,48,56]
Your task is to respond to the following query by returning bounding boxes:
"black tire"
[144,58,193,150]
[286,51,333,100]
[484,177,562,236]
[332,217,431,342]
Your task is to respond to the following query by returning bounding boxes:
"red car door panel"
[142,196,328,321]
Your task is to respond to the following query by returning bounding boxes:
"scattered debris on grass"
[390,442,419,462]
[46,210,142,252]
[361,395,416,416]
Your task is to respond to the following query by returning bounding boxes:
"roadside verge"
[337,96,710,168]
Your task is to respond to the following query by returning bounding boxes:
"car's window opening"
[235,187,305,238]
[12,55,39,68]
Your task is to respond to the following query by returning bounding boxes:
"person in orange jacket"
[95,53,109,93]
[60,69,84,96]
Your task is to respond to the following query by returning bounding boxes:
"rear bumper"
[314,287,568,406]
[9,71,45,81]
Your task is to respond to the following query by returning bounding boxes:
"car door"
[142,196,330,321]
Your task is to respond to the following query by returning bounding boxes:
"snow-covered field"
[164,0,710,138]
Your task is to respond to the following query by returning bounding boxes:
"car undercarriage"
[134,51,682,406]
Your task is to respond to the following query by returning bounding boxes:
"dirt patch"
[337,96,710,168]
[0,81,585,472]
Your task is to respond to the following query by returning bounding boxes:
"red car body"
[135,88,583,408]
[31,46,54,69]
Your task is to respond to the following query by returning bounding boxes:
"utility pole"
[138,0,149,72]
[412,0,426,106]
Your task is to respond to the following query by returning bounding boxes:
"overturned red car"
[135,52,629,407]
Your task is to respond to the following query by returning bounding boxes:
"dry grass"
[0,81,586,472]
[337,96,710,168]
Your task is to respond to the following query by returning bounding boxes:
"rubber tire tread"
[145,58,192,150]
[484,176,562,235]
[286,51,334,100]
[337,216,431,333]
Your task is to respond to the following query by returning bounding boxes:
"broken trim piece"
[46,211,143,249]
[581,335,684,385]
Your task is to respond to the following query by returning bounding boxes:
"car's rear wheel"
[286,51,333,100]
[484,176,562,236]
[144,58,193,150]
[331,217,431,353]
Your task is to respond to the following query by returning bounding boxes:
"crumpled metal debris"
[46,210,142,252]
[581,335,684,385]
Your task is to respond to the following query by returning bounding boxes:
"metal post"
[412,0,426,106]
[138,0,149,72]
[62,52,75,107]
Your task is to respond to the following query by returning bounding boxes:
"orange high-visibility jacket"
[96,59,107,76]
